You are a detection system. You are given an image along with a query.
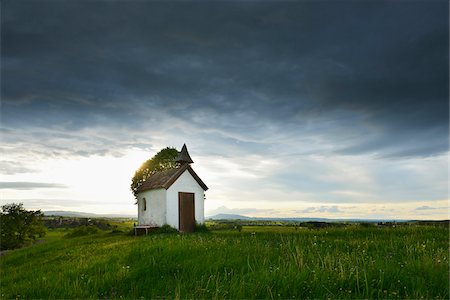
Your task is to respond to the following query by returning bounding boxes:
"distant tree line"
[44,217,116,230]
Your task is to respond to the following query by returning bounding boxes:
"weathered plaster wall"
[137,188,166,226]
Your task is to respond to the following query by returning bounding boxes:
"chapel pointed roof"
[176,144,194,164]
[136,163,208,193]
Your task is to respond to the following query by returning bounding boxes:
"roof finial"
[176,144,194,165]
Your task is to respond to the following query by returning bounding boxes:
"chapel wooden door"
[178,192,195,232]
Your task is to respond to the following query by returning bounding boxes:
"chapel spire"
[176,144,194,165]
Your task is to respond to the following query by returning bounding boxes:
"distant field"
[1,224,448,299]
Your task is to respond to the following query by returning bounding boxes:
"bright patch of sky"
[1,143,448,219]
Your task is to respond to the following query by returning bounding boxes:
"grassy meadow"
[1,223,448,299]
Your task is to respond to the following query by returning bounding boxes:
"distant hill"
[207,214,253,220]
[207,214,409,223]
[207,213,331,222]
[43,211,135,218]
[43,211,412,222]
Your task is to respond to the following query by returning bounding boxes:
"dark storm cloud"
[0,126,155,159]
[2,0,448,158]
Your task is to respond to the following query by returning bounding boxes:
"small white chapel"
[135,144,208,232]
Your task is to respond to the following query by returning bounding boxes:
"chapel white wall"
[166,170,205,230]
[137,188,166,226]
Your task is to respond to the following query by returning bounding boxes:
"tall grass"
[1,226,448,299]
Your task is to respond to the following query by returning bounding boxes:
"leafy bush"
[131,147,179,198]
[65,226,101,238]
[359,222,376,228]
[154,224,178,234]
[195,223,210,233]
[206,222,240,231]
[0,203,47,250]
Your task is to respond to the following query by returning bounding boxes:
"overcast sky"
[1,0,448,219]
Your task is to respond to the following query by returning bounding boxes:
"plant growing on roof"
[130,147,179,199]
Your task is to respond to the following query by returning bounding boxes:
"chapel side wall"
[166,170,205,230]
[137,188,166,226]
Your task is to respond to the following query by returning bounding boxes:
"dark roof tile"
[176,144,194,164]
[136,164,208,193]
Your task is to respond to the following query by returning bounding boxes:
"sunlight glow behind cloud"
[1,0,448,220]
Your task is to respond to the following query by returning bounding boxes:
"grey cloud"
[0,182,67,190]
[0,126,156,159]
[272,160,447,205]
[0,198,123,210]
[0,161,37,175]
[207,206,275,217]
[337,127,449,159]
[415,206,438,211]
[0,198,125,206]
[296,206,342,214]
[1,0,448,160]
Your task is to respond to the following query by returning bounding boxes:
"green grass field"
[1,225,448,299]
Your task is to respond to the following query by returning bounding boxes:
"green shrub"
[359,222,376,228]
[65,226,101,238]
[195,222,210,233]
[0,203,47,250]
[154,224,178,234]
